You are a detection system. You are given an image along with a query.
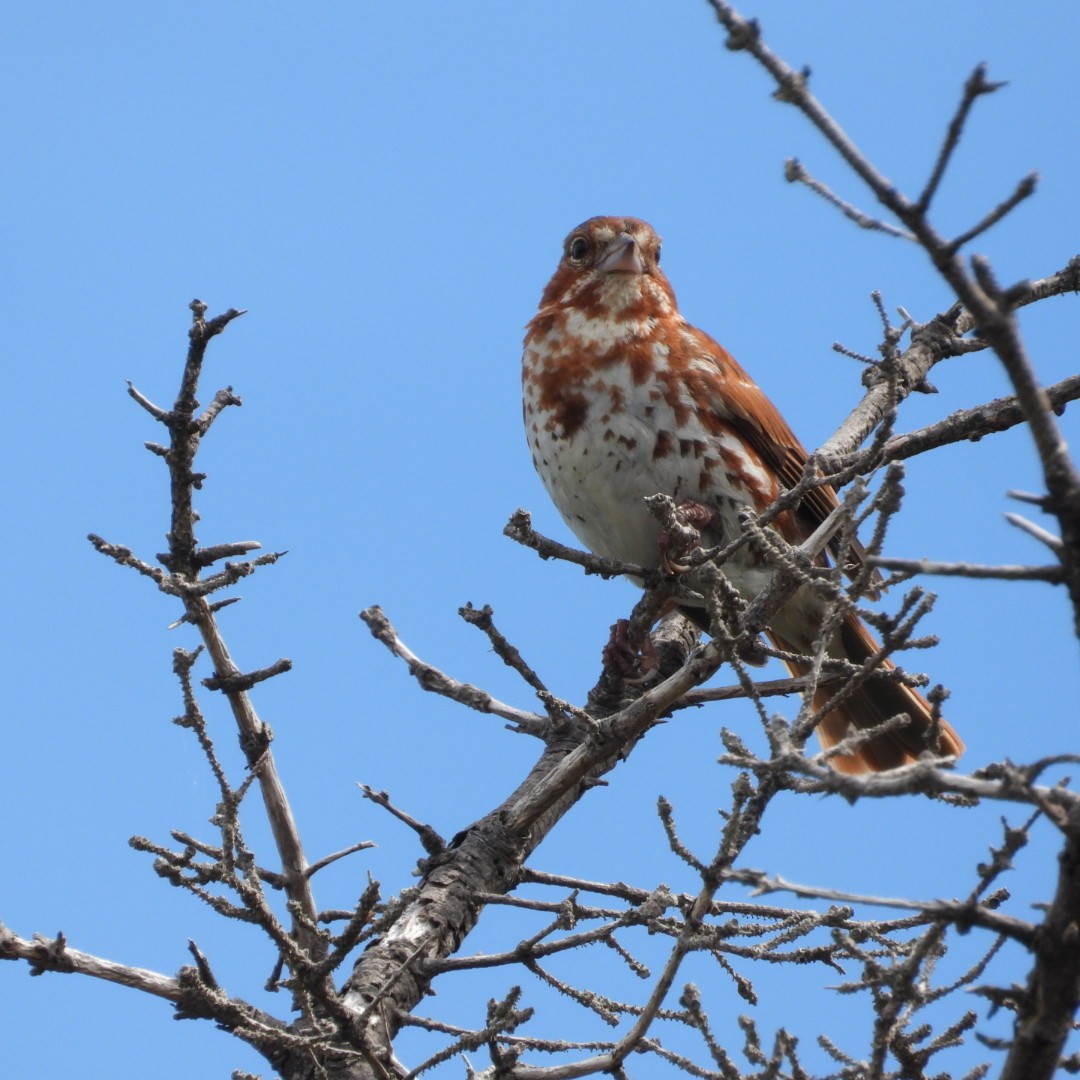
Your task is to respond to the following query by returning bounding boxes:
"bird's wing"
[688,327,869,572]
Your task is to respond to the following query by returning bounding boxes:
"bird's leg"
[605,495,762,680]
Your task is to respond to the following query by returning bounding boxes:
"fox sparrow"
[522,215,963,773]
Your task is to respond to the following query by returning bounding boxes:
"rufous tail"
[769,611,964,774]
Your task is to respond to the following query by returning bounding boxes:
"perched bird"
[522,215,964,773]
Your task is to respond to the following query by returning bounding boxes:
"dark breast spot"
[679,438,706,458]
[544,392,589,438]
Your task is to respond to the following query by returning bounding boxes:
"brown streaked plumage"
[522,215,963,773]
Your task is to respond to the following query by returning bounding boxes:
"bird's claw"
[602,619,660,684]
[658,499,717,575]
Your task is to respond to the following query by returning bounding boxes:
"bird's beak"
[597,233,644,275]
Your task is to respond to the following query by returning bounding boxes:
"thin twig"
[304,842,377,880]
[1003,512,1064,554]
[785,157,915,240]
[504,508,651,580]
[870,557,1062,583]
[359,785,446,856]
[677,671,845,707]
[459,602,551,697]
[947,172,1038,253]
[918,64,1007,213]
[731,870,1036,946]
[360,605,548,736]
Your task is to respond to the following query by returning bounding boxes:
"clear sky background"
[2,3,1078,1077]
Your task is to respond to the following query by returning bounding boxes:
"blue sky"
[2,2,1078,1076]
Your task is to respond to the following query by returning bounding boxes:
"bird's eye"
[567,236,590,262]
[655,244,662,266]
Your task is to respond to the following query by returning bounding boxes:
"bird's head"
[537,216,677,317]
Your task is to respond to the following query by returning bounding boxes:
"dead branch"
[870,557,1062,583]
[361,605,548,737]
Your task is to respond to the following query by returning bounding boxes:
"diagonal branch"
[0,920,293,1060]
[784,157,916,240]
[946,171,1038,253]
[0,923,182,1000]
[850,371,1080,471]
[361,605,548,736]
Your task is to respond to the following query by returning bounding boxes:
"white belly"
[523,349,772,600]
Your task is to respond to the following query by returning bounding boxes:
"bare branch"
[733,870,1037,946]
[429,917,637,976]
[203,658,293,693]
[849,371,1080,470]
[918,64,1009,213]
[127,381,169,420]
[87,533,170,587]
[504,508,650,581]
[304,843,377,881]
[95,304,324,966]
[677,670,844,707]
[1003,512,1064,554]
[459,602,555,703]
[784,157,916,239]
[359,785,446,857]
[197,386,243,434]
[947,171,1038,254]
[360,605,548,737]
[870,557,1063,583]
[0,922,181,1000]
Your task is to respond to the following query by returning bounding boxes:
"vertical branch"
[167,301,245,577]
[174,304,323,961]
[114,301,324,964]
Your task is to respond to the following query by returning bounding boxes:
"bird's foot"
[603,618,660,684]
[658,499,716,574]
[738,635,770,667]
